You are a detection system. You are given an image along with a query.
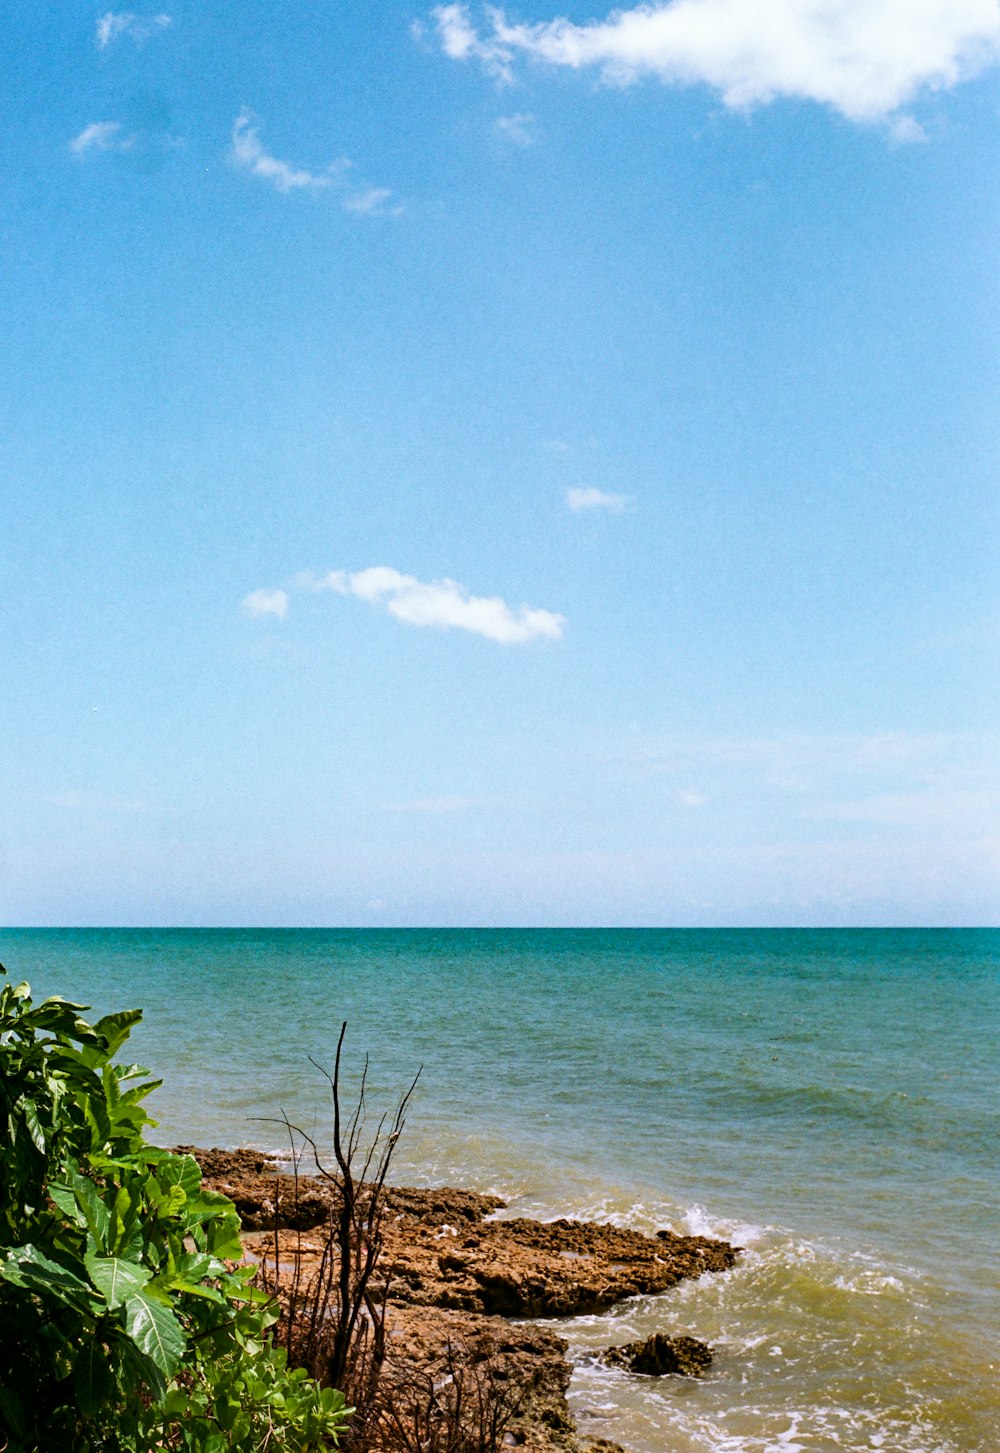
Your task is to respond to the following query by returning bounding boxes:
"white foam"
[682,1202,771,1247]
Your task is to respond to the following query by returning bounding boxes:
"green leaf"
[118,1332,167,1403]
[68,1170,111,1250]
[73,1340,115,1418]
[0,1384,28,1438]
[48,1182,87,1227]
[85,1253,152,1309]
[158,1275,226,1303]
[157,1152,202,1202]
[119,1074,161,1106]
[175,1251,219,1281]
[28,998,103,1044]
[1,1245,100,1315]
[215,1393,241,1431]
[123,1290,186,1378]
[161,1183,187,1218]
[111,1182,132,1226]
[178,1187,234,1221]
[93,1009,142,1059]
[19,1097,46,1153]
[161,1387,191,1418]
[205,1213,244,1261]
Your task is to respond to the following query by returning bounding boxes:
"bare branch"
[257,1026,422,1452]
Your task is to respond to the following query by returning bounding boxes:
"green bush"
[0,966,350,1452]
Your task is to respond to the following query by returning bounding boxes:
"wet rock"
[602,1333,712,1377]
[188,1146,737,1319]
[184,1148,730,1453]
[385,1215,736,1319]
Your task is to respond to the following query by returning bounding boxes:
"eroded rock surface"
[380,1305,577,1453]
[184,1148,736,1453]
[186,1146,736,1320]
[602,1333,713,1378]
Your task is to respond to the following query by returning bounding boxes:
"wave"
[557,1211,995,1453]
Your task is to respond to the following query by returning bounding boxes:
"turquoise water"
[3,928,998,1452]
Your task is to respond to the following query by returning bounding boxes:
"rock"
[384,1214,737,1319]
[181,1146,504,1232]
[602,1333,712,1377]
[187,1146,738,1319]
[375,1303,627,1453]
[183,1148,731,1453]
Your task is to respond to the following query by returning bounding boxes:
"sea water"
[2,928,997,1452]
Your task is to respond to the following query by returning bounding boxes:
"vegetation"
[0,965,349,1453]
[1,968,539,1453]
[378,1334,542,1453]
[258,1025,420,1451]
[256,1035,541,1453]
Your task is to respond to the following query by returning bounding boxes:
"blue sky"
[3,1,999,925]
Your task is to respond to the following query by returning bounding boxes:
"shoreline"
[188,1147,739,1453]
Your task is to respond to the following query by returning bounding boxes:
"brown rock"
[380,1304,571,1453]
[602,1333,712,1377]
[184,1148,733,1453]
[378,1305,626,1453]
[187,1146,737,1320]
[383,1214,736,1319]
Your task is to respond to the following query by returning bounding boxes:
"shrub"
[0,965,350,1453]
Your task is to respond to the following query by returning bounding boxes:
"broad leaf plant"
[0,965,349,1452]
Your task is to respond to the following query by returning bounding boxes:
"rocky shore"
[186,1148,739,1453]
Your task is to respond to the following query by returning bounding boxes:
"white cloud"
[433,3,478,57]
[343,185,402,215]
[242,587,289,619]
[231,112,339,192]
[247,567,564,642]
[95,11,171,49]
[430,1,1000,124]
[69,121,135,155]
[495,112,537,144]
[315,566,565,644]
[565,485,630,512]
[609,730,1000,824]
[231,113,400,212]
[888,113,929,143]
[677,788,706,808]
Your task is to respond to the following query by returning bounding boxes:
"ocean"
[2,927,997,1452]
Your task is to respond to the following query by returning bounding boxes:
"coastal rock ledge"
[185,1148,738,1453]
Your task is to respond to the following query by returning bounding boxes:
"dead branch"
[256,1023,421,1450]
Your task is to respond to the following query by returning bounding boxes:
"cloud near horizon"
[246,567,565,644]
[429,0,1000,124]
[610,729,1000,826]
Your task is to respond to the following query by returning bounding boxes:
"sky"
[2,0,999,926]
